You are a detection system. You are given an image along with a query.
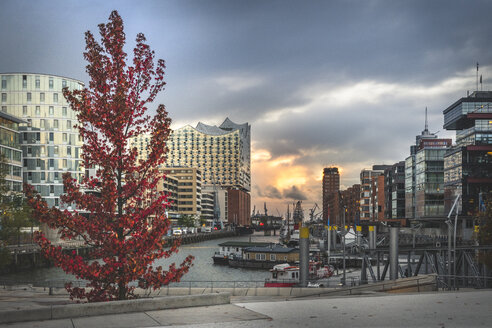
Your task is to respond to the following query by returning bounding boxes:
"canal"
[0,232,280,286]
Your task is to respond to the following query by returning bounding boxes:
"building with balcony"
[160,167,202,221]
[442,91,492,238]
[360,165,390,221]
[322,167,340,225]
[340,184,360,226]
[0,111,24,193]
[130,118,250,192]
[1,73,84,209]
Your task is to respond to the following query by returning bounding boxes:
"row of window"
[1,75,68,90]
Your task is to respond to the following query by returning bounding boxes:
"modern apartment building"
[0,111,24,192]
[442,91,492,234]
[384,161,405,220]
[322,167,340,225]
[129,118,251,192]
[360,165,390,221]
[404,112,451,221]
[1,73,84,208]
[130,118,251,226]
[340,184,360,226]
[201,184,228,227]
[159,167,202,221]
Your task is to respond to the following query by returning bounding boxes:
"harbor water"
[0,232,280,287]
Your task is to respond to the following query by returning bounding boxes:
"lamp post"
[342,205,347,286]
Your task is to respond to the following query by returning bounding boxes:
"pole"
[447,221,452,289]
[369,225,374,252]
[389,226,399,280]
[299,225,310,287]
[342,206,346,286]
[327,225,331,257]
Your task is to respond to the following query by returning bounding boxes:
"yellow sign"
[369,226,374,232]
[474,225,480,233]
[356,226,362,232]
[300,227,309,239]
[333,225,338,230]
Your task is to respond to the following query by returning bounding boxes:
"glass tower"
[0,73,84,209]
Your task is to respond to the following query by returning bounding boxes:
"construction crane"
[309,203,322,223]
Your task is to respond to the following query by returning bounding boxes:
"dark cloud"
[254,185,282,199]
[283,186,307,201]
[1,0,490,211]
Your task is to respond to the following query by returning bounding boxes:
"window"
[1,93,6,102]
[40,119,45,128]
[66,120,71,129]
[54,120,59,129]
[67,146,71,156]
[55,198,59,207]
[54,146,59,155]
[255,253,266,261]
[1,78,6,89]
[22,106,27,115]
[35,106,40,116]
[49,132,54,142]
[40,93,45,102]
[27,93,32,102]
[270,254,276,261]
[1,106,6,113]
[63,159,67,168]
[62,80,67,88]
[49,106,54,115]
[53,93,58,103]
[62,107,67,117]
[49,78,54,89]
[62,133,67,142]
[49,159,54,167]
[22,75,27,88]
[50,185,54,194]
[35,76,40,89]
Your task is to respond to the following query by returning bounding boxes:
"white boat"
[264,262,334,287]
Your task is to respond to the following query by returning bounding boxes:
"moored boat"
[212,241,272,265]
[264,262,334,287]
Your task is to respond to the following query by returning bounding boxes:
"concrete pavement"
[0,287,491,327]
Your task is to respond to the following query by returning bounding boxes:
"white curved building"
[0,73,84,209]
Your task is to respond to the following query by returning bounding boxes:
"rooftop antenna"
[480,74,483,91]
[476,62,479,92]
[424,107,428,132]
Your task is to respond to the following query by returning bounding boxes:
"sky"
[2,0,492,216]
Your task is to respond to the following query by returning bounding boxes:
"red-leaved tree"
[24,10,193,302]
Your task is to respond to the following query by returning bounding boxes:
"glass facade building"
[404,110,451,220]
[1,73,84,209]
[0,112,24,192]
[443,91,492,219]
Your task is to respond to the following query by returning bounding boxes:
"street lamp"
[342,205,347,286]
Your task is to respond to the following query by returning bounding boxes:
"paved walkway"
[0,287,491,327]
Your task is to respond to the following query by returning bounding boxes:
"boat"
[229,245,299,269]
[212,241,272,265]
[264,262,334,287]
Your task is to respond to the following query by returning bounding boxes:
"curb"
[0,292,230,324]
